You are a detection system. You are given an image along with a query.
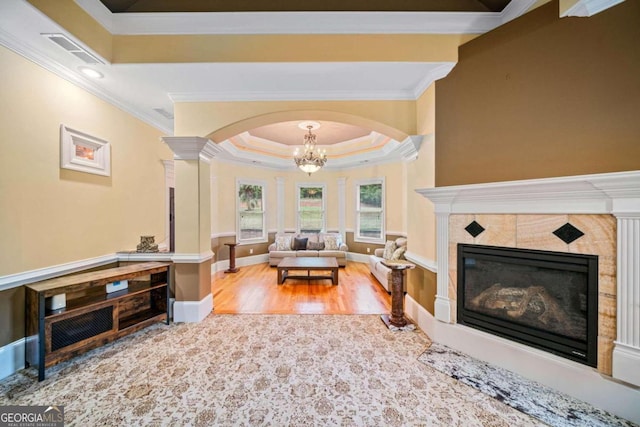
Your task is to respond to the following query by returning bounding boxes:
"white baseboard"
[0,338,25,380]
[211,253,269,273]
[173,293,212,323]
[404,295,640,424]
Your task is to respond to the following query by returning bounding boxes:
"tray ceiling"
[99,0,512,13]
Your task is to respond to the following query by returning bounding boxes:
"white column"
[338,177,346,241]
[276,177,285,234]
[162,137,220,323]
[162,160,174,252]
[434,209,451,323]
[210,175,217,243]
[612,213,640,386]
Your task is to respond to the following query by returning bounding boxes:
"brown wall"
[345,232,405,255]
[212,234,273,262]
[435,0,640,186]
[407,266,437,314]
[0,262,120,347]
[0,287,25,345]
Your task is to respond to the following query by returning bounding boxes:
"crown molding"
[412,63,456,98]
[500,0,539,23]
[398,135,424,161]
[215,134,429,171]
[560,0,624,17]
[0,21,171,135]
[73,0,533,35]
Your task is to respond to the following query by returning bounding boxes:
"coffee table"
[277,257,339,285]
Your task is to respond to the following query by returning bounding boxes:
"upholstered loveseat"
[368,237,408,292]
[268,232,348,267]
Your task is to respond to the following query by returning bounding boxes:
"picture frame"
[60,125,111,176]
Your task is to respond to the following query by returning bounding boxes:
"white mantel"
[417,170,640,388]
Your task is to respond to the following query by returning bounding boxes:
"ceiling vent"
[42,33,104,64]
[153,108,174,120]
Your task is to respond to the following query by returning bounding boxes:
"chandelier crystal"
[294,124,327,175]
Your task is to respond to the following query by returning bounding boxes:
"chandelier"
[294,123,327,175]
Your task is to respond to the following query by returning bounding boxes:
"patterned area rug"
[0,314,545,426]
[418,342,636,427]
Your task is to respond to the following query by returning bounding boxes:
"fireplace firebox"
[457,244,598,367]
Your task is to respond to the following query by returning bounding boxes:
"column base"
[173,293,213,323]
[434,295,451,323]
[612,342,640,386]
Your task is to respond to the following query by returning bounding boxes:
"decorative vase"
[136,235,159,253]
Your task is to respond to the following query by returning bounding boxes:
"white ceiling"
[0,0,536,169]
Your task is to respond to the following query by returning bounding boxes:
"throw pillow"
[382,240,396,260]
[307,241,325,250]
[391,246,406,260]
[292,237,308,250]
[323,235,340,250]
[275,235,292,251]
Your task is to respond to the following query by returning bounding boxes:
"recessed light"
[78,66,103,79]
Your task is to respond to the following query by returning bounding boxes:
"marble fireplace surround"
[415,170,640,422]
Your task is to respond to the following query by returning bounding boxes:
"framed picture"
[60,125,110,176]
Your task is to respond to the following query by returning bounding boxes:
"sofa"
[268,232,348,267]
[368,237,408,292]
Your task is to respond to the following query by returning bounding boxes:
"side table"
[380,260,415,329]
[224,243,239,273]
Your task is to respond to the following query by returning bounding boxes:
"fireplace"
[457,244,598,367]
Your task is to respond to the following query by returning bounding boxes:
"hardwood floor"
[212,261,391,314]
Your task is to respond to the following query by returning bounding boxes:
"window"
[237,180,267,243]
[355,178,385,243]
[297,183,326,233]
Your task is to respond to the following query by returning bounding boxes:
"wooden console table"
[25,262,172,381]
[380,260,415,329]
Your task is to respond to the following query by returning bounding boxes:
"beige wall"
[0,46,171,346]
[406,84,438,312]
[0,46,171,275]
[175,100,416,142]
[435,0,640,186]
[211,160,406,241]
